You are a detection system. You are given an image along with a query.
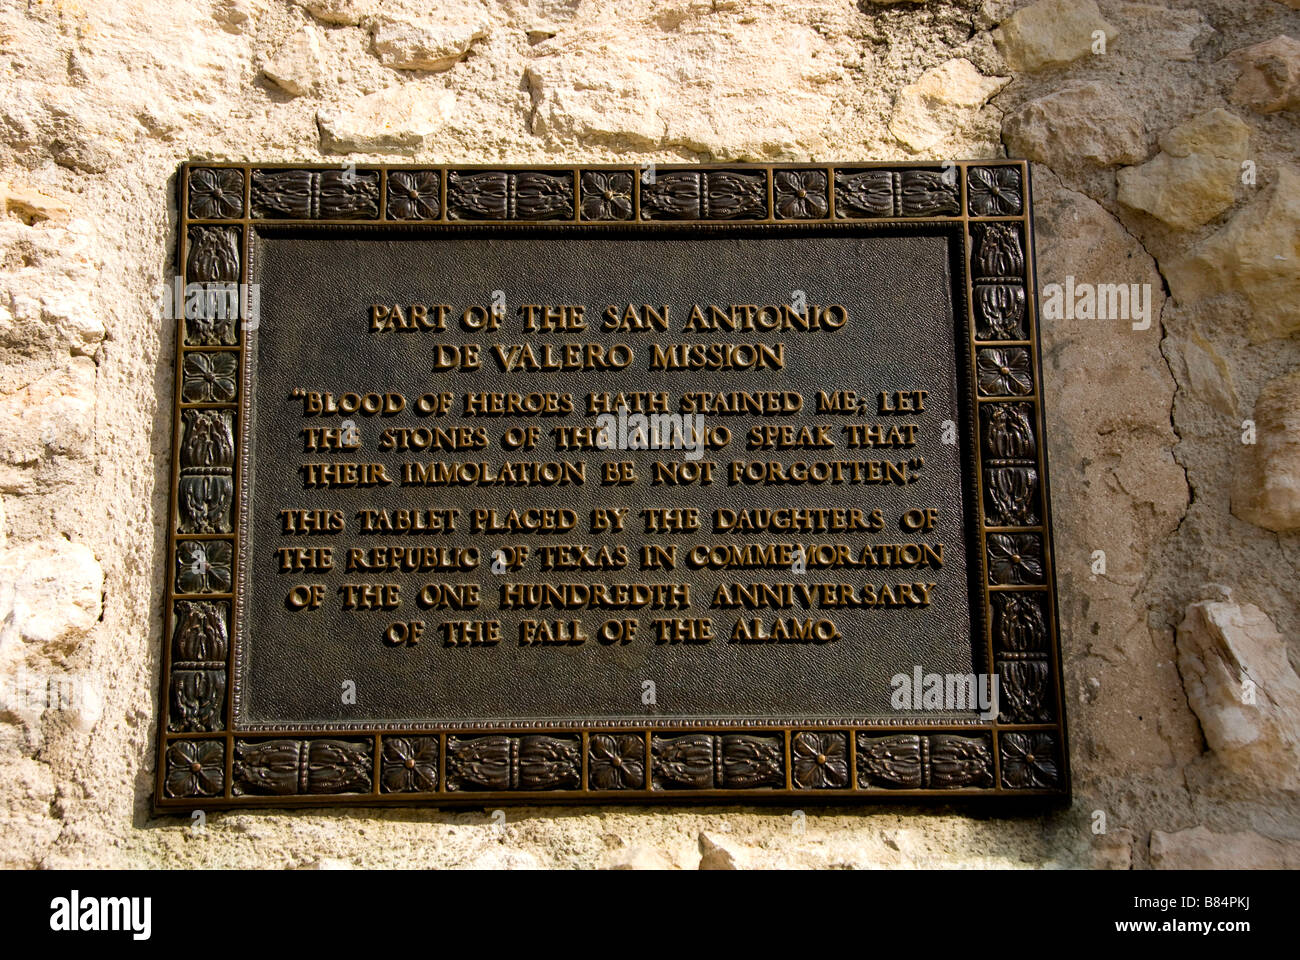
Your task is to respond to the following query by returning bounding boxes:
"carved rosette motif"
[380,736,439,793]
[588,733,646,790]
[856,733,993,789]
[182,352,238,402]
[175,539,233,594]
[999,732,1061,789]
[232,738,373,796]
[966,165,1023,217]
[792,731,849,789]
[774,170,829,219]
[580,171,634,221]
[445,735,580,791]
[165,739,225,798]
[188,167,245,220]
[651,733,784,789]
[386,170,440,220]
[986,533,1045,585]
[976,347,1034,397]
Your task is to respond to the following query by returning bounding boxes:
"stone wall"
[1,0,1297,869]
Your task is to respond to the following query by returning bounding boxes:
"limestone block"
[1165,166,1300,339]
[1176,596,1300,789]
[1151,825,1300,868]
[0,537,102,657]
[888,58,1010,153]
[370,12,490,72]
[262,23,324,96]
[317,83,457,154]
[525,20,844,158]
[1003,81,1147,173]
[0,357,97,489]
[1225,35,1300,114]
[1117,109,1250,228]
[993,0,1117,72]
[1233,370,1300,531]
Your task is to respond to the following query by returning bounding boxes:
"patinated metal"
[156,161,1068,810]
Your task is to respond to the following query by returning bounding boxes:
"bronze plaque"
[156,162,1067,809]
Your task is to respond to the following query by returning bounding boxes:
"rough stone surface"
[1225,35,1300,114]
[1107,3,1211,63]
[370,12,490,72]
[888,58,1010,153]
[1033,170,1201,801]
[524,11,854,159]
[1177,595,1300,790]
[1002,81,1147,175]
[1165,166,1300,340]
[262,22,324,95]
[296,0,371,25]
[1117,109,1250,228]
[0,537,102,657]
[1151,825,1300,868]
[1234,370,1300,531]
[0,0,1297,870]
[318,83,457,154]
[992,0,1116,72]
[697,832,740,869]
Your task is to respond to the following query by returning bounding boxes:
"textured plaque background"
[239,227,975,726]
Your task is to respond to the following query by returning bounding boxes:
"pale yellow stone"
[1003,81,1146,172]
[318,83,457,154]
[0,183,71,223]
[1166,166,1300,338]
[1117,109,1250,228]
[526,19,846,159]
[370,13,489,72]
[1177,596,1300,789]
[888,58,1010,153]
[261,22,324,97]
[1107,2,1210,62]
[0,357,96,491]
[0,536,102,655]
[698,832,739,869]
[993,0,1117,72]
[296,0,371,25]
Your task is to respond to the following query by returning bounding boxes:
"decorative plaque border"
[156,161,1068,810]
